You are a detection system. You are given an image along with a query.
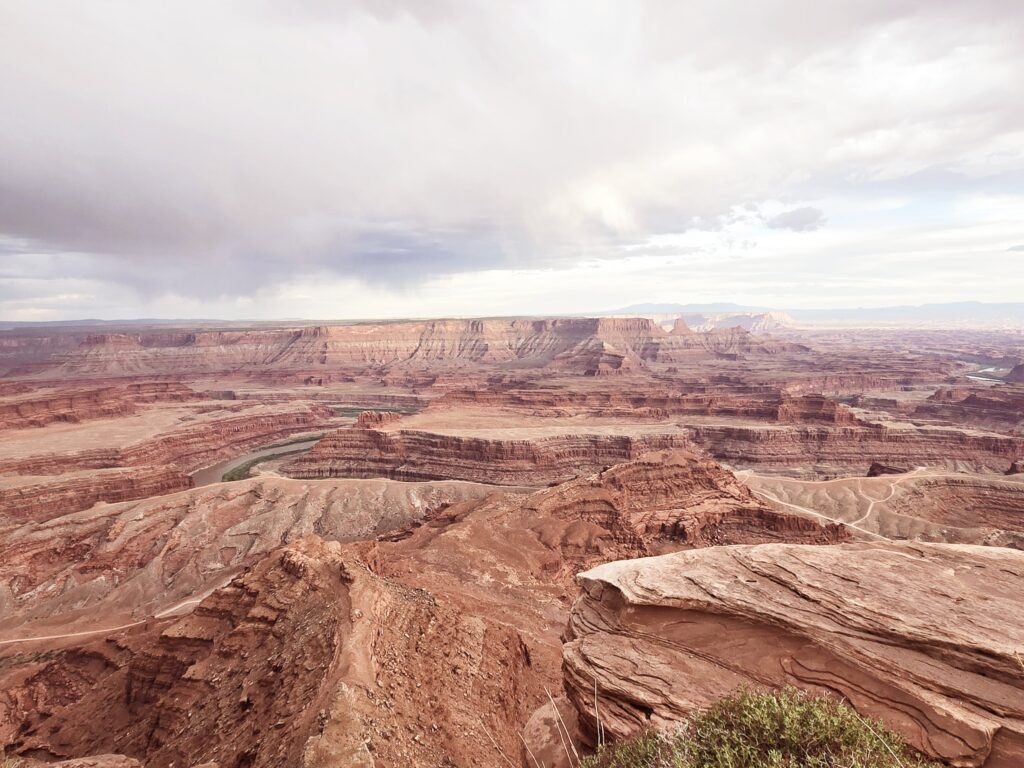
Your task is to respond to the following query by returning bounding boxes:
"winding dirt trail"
[738,467,980,541]
[747,486,891,541]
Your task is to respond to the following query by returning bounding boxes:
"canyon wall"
[1,318,806,380]
[0,467,192,525]
[284,427,690,485]
[686,422,1024,475]
[0,403,332,477]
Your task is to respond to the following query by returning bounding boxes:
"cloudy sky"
[1,0,1023,320]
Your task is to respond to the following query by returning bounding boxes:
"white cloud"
[0,0,1022,317]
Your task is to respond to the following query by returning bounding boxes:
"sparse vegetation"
[577,688,942,768]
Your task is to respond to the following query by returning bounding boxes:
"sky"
[1,0,1023,321]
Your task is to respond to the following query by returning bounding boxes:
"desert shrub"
[579,687,942,768]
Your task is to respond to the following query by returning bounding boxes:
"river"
[190,438,322,487]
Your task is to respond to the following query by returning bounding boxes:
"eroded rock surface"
[1,452,844,767]
[564,542,1024,767]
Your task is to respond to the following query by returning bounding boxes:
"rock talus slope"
[564,542,1024,767]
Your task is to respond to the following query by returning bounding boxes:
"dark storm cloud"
[765,207,828,232]
[1,0,1023,312]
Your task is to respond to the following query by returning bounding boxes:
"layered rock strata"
[563,542,1024,767]
[284,428,689,485]
[0,403,332,476]
[1,318,806,380]
[686,422,1024,476]
[0,467,192,525]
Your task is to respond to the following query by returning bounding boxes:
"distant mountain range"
[603,301,1024,329]
[3,302,1023,332]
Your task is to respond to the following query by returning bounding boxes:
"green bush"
[579,688,942,768]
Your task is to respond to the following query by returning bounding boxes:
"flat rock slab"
[564,542,1024,767]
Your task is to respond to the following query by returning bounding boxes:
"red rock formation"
[1006,363,1024,383]
[285,427,689,485]
[563,542,1024,767]
[0,317,809,381]
[1,453,845,767]
[686,422,1024,476]
[0,383,196,431]
[525,450,847,551]
[0,388,136,430]
[353,409,403,428]
[0,467,192,524]
[775,394,859,424]
[913,385,1024,433]
[668,318,692,335]
[427,385,784,420]
[18,756,144,768]
[884,475,1024,536]
[18,538,357,766]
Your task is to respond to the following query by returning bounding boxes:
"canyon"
[0,317,1022,767]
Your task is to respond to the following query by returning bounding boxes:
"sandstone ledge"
[564,542,1024,767]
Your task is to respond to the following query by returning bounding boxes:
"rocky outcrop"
[776,394,859,424]
[525,450,847,550]
[354,409,403,428]
[0,387,136,430]
[0,379,195,431]
[16,538,357,767]
[686,422,1024,476]
[427,387,860,425]
[563,542,1024,767]
[883,475,1024,537]
[0,466,192,524]
[1005,364,1024,383]
[18,757,144,768]
[120,404,333,471]
[284,427,689,485]
[913,386,1024,433]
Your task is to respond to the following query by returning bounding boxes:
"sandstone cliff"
[284,427,690,485]
[0,466,192,525]
[524,450,847,551]
[0,402,332,477]
[1,318,806,381]
[563,542,1024,767]
[686,422,1024,476]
